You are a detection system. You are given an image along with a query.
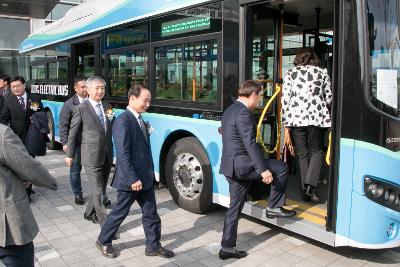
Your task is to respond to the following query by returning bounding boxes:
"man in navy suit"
[219,80,296,260]
[96,85,174,259]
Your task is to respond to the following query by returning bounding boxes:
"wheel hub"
[172,152,203,200]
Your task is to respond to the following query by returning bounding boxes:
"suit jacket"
[66,100,114,167]
[0,88,11,112]
[219,101,268,180]
[25,111,50,156]
[0,93,43,144]
[111,110,155,191]
[59,94,82,145]
[0,124,57,247]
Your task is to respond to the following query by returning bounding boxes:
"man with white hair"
[65,76,115,225]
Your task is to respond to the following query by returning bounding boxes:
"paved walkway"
[30,150,400,267]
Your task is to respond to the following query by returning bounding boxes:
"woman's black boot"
[309,186,321,203]
[302,185,311,202]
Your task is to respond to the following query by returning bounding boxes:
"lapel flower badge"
[30,102,40,111]
[105,108,115,121]
[144,121,155,134]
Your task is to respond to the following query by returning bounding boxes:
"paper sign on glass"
[376,69,398,110]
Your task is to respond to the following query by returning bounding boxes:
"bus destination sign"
[161,16,210,37]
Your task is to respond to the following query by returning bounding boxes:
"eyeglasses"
[11,83,24,89]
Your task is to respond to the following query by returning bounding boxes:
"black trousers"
[98,187,161,251]
[0,242,34,267]
[221,159,288,248]
[290,126,325,188]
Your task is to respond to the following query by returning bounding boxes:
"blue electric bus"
[20,0,400,248]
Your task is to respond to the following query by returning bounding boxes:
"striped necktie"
[96,103,105,130]
[138,115,148,143]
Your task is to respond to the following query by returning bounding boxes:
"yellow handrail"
[326,132,331,165]
[256,84,282,154]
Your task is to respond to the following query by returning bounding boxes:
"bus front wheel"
[165,137,214,214]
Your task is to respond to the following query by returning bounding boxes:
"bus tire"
[46,111,57,150]
[165,137,214,214]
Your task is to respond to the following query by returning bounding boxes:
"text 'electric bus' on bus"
[19,0,400,248]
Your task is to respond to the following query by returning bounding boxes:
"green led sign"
[161,16,210,37]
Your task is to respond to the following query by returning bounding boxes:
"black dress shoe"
[84,213,99,224]
[92,214,99,223]
[218,249,247,260]
[96,240,117,258]
[145,246,175,258]
[103,199,111,208]
[75,195,84,205]
[266,207,297,219]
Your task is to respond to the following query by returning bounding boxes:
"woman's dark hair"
[238,80,263,97]
[293,47,321,67]
[128,84,149,99]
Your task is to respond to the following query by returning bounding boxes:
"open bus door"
[239,0,336,245]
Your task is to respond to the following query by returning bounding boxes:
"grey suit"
[0,124,57,266]
[66,100,114,224]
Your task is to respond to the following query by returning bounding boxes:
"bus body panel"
[335,138,355,244]
[349,192,400,248]
[352,141,400,195]
[335,138,400,248]
[42,100,64,143]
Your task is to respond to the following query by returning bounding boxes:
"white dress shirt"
[77,95,87,104]
[127,106,143,128]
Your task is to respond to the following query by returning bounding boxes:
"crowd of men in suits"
[0,74,295,265]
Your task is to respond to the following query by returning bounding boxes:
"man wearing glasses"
[0,76,44,199]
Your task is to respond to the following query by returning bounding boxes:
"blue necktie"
[96,103,105,130]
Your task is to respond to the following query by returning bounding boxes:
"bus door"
[70,37,101,94]
[241,1,284,200]
[241,0,336,237]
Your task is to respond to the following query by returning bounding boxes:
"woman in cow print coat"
[281,47,332,203]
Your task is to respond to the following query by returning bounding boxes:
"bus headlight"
[384,189,396,205]
[364,176,400,212]
[367,183,384,199]
[395,195,400,207]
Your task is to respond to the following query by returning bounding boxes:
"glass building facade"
[0,0,89,78]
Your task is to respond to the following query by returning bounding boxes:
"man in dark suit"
[219,80,296,260]
[65,76,114,225]
[59,77,88,206]
[0,76,44,198]
[0,74,11,111]
[0,123,57,267]
[96,85,174,259]
[0,76,43,144]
